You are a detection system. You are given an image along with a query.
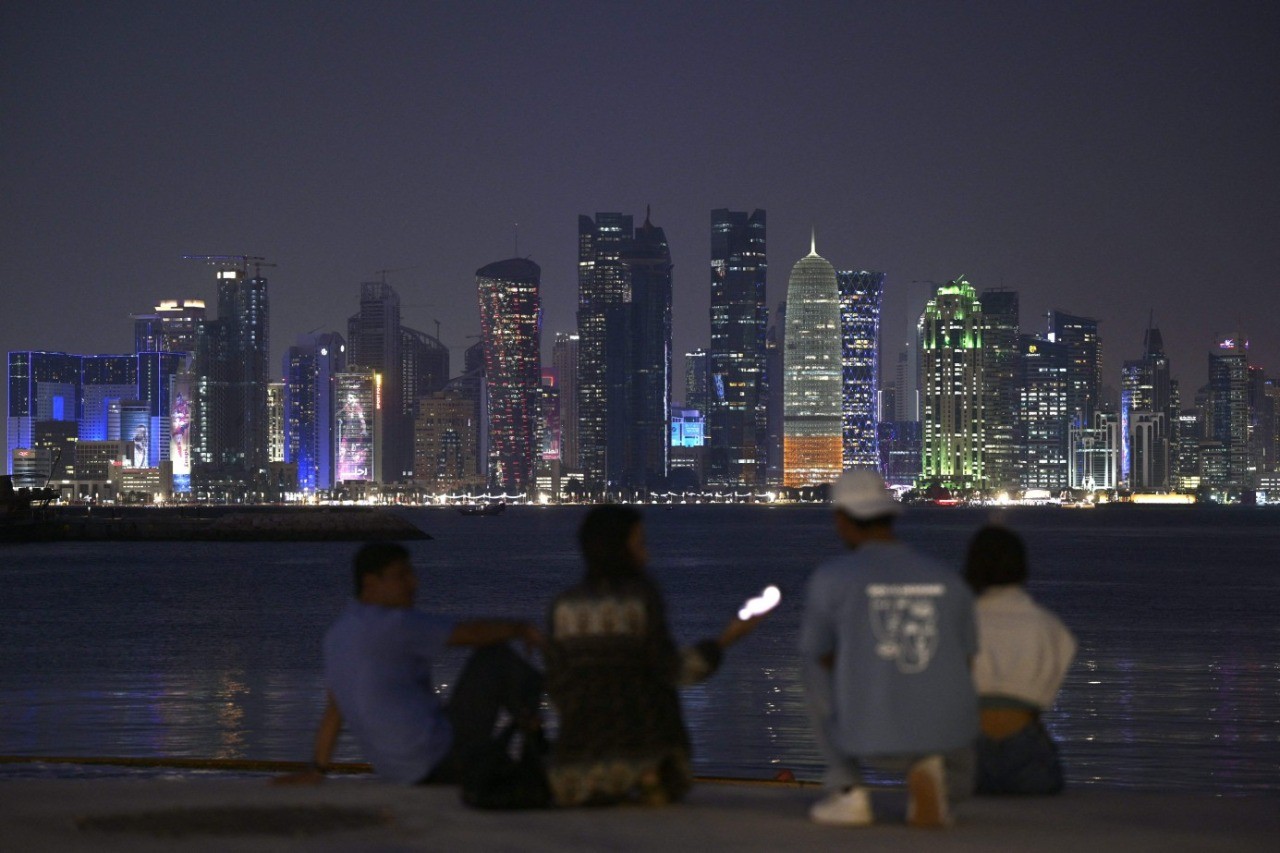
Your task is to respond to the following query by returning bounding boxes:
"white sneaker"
[809,786,874,826]
[906,754,952,828]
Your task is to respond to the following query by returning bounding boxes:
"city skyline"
[3,2,1278,449]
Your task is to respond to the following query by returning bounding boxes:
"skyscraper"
[414,390,480,493]
[618,213,672,491]
[132,300,206,355]
[782,237,842,488]
[837,269,884,471]
[1018,335,1069,491]
[284,331,346,491]
[684,348,709,414]
[980,289,1019,490]
[576,210,673,492]
[708,209,768,487]
[1120,323,1172,491]
[1207,335,1249,488]
[6,351,80,473]
[193,266,270,481]
[1049,311,1103,427]
[551,332,579,472]
[476,258,542,492]
[919,278,984,489]
[347,282,405,482]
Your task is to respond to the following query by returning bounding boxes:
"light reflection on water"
[1,505,1276,793]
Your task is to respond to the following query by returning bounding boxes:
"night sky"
[3,1,1278,446]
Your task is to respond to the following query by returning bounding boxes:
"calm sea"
[1,505,1277,793]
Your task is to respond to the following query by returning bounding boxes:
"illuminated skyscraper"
[1120,323,1172,490]
[132,300,206,355]
[477,258,542,492]
[782,237,842,488]
[414,390,480,493]
[6,351,80,473]
[708,209,768,487]
[576,210,672,492]
[193,266,270,481]
[684,348,709,414]
[1050,311,1102,426]
[919,278,984,489]
[284,332,346,491]
[1018,335,1069,490]
[551,332,579,471]
[334,368,381,483]
[347,282,405,483]
[577,212,633,490]
[1207,335,1249,487]
[980,289,1019,490]
[837,269,884,471]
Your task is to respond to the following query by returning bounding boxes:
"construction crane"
[374,265,421,285]
[183,255,277,276]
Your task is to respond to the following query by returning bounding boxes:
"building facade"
[782,238,842,488]
[476,258,542,492]
[837,269,884,471]
[283,332,346,491]
[980,289,1020,490]
[707,208,768,488]
[919,278,984,489]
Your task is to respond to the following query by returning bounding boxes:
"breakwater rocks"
[1,506,430,543]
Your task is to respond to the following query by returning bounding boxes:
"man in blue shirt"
[800,471,978,828]
[301,542,543,785]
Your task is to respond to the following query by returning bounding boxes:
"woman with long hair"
[545,505,763,806]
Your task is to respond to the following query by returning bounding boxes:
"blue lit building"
[284,332,346,491]
[8,351,183,475]
[6,351,80,473]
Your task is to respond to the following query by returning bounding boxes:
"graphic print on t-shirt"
[867,583,944,673]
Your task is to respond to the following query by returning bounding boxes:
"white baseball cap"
[831,470,902,520]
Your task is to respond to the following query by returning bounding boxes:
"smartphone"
[738,585,782,620]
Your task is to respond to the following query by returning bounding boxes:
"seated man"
[800,471,978,828]
[292,542,543,785]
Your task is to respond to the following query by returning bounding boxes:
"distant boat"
[457,501,507,516]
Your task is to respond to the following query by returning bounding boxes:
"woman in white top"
[965,526,1076,794]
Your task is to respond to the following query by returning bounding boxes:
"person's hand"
[718,612,766,649]
[270,768,327,786]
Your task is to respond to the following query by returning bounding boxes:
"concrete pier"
[2,775,1274,852]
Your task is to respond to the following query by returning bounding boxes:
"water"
[1,505,1277,793]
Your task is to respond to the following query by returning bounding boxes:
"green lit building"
[919,278,985,490]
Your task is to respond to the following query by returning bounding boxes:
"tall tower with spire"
[783,234,842,487]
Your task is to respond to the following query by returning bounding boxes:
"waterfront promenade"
[2,774,1275,852]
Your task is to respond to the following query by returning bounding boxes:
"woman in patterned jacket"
[545,505,764,806]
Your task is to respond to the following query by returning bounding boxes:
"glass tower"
[708,209,768,488]
[837,270,884,471]
[284,332,346,491]
[782,237,842,488]
[477,258,542,492]
[980,289,1020,490]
